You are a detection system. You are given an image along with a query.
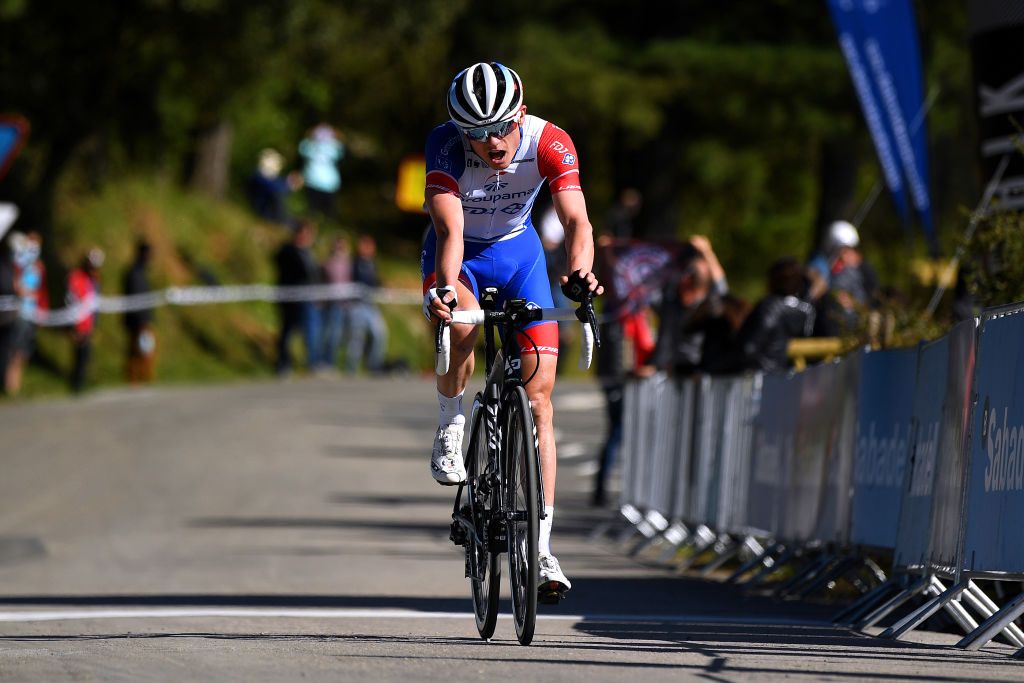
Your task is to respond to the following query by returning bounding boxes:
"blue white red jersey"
[424,114,582,243]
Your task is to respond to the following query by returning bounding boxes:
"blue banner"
[929,319,977,574]
[827,0,935,250]
[963,307,1024,575]
[850,347,918,549]
[894,337,948,570]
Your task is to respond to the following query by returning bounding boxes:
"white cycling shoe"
[539,553,571,594]
[431,423,466,485]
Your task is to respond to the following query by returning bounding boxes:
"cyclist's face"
[466,107,524,170]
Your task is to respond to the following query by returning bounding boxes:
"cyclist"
[422,62,602,596]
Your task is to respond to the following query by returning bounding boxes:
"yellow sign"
[396,154,427,214]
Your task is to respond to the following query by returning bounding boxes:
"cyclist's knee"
[527,389,553,423]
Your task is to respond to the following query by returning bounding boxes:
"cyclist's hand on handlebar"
[559,269,604,302]
[424,286,458,322]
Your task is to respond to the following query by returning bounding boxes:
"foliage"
[963,210,1024,310]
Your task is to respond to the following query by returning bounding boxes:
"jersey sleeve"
[537,122,582,194]
[424,122,463,197]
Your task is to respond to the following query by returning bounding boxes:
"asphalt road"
[0,376,1021,681]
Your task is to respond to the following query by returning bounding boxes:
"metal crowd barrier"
[609,300,1024,657]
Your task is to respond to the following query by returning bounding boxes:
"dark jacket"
[737,294,815,373]
[650,285,736,376]
[352,255,380,289]
[274,242,318,287]
[123,261,153,330]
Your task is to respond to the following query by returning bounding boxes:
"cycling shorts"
[421,226,559,357]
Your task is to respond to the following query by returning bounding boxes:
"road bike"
[435,286,599,646]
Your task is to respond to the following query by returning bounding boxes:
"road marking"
[0,607,825,626]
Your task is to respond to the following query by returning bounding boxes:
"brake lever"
[435,319,448,353]
[576,293,602,348]
[433,293,458,353]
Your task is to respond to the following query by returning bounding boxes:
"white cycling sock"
[539,506,554,556]
[438,390,465,427]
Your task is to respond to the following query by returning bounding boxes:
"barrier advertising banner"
[815,354,861,546]
[746,372,802,537]
[894,336,949,571]
[691,376,726,526]
[929,319,977,575]
[851,348,918,549]
[787,361,844,543]
[716,375,759,534]
[963,306,1024,575]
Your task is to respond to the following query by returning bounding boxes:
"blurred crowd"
[588,189,880,505]
[0,231,157,397]
[272,220,389,377]
[0,121,360,397]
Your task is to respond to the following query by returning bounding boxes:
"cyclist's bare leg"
[520,351,558,506]
[437,281,480,400]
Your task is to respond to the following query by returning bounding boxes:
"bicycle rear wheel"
[504,384,540,646]
[466,395,500,640]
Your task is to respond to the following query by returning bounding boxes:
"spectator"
[347,234,387,374]
[67,247,104,394]
[246,148,301,225]
[809,220,879,336]
[123,239,157,384]
[5,231,48,396]
[644,236,737,376]
[299,124,345,220]
[735,257,816,373]
[320,234,352,370]
[606,187,643,239]
[273,219,320,375]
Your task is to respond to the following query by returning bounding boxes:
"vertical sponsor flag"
[827,0,936,253]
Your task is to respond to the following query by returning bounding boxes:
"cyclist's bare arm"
[425,189,467,322]
[551,190,603,296]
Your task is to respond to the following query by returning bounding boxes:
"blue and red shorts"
[421,226,559,357]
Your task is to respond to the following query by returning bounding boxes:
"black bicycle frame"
[450,289,548,575]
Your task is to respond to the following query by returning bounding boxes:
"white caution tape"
[0,282,423,328]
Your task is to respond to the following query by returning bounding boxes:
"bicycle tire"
[466,395,500,639]
[504,384,540,646]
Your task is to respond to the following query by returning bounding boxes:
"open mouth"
[488,150,505,162]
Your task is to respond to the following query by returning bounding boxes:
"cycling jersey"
[422,114,583,356]
[424,115,582,243]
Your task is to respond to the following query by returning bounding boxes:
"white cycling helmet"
[447,62,524,129]
[825,220,859,255]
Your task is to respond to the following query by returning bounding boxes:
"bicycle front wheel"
[466,395,500,640]
[504,384,540,646]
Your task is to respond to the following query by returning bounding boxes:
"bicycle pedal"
[538,582,566,605]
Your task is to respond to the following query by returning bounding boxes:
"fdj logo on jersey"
[484,174,508,192]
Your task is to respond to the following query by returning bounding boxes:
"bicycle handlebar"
[434,302,599,376]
